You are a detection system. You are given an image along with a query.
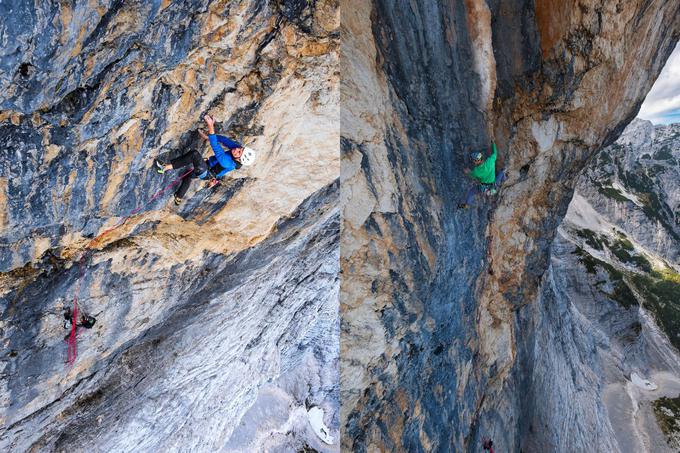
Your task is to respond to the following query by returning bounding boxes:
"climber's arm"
[215,135,241,149]
[488,142,497,159]
[208,134,230,163]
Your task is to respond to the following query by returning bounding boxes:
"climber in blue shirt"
[154,115,255,205]
[200,115,255,177]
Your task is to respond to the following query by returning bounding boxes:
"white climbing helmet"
[240,147,256,166]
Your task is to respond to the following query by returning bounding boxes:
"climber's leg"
[495,168,507,187]
[175,176,193,200]
[174,150,209,177]
[158,150,207,203]
[170,150,203,169]
[458,184,479,209]
[157,150,208,178]
[465,184,480,205]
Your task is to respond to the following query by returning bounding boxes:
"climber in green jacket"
[458,142,506,209]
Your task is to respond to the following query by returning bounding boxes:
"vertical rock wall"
[1,1,340,451]
[1,0,679,451]
[341,0,679,451]
[484,3,678,450]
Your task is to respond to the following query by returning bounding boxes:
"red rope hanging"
[66,168,193,367]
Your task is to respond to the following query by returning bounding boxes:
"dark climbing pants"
[463,169,506,206]
[170,150,208,199]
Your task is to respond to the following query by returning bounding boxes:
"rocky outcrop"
[341,1,679,451]
[0,1,339,451]
[2,1,678,451]
[526,119,680,452]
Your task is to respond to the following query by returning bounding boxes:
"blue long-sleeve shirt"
[208,134,241,177]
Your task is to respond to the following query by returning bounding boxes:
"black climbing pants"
[171,150,209,199]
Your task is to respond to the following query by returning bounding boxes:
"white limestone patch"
[631,372,658,391]
[611,180,643,206]
[604,382,645,453]
[564,192,610,232]
[308,406,334,444]
[464,0,496,112]
[531,117,559,152]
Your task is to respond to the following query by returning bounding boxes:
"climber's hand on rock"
[204,115,216,134]
[463,168,471,174]
[198,129,208,141]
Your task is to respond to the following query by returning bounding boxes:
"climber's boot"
[174,194,182,206]
[154,159,167,174]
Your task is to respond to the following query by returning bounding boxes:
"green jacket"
[470,143,497,184]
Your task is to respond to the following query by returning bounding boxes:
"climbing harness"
[65,167,193,366]
[481,184,498,196]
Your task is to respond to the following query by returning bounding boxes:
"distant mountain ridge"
[535,118,680,452]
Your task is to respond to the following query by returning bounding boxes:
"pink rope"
[66,168,193,366]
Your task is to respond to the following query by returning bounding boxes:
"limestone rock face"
[527,119,680,452]
[341,0,679,451]
[0,1,339,452]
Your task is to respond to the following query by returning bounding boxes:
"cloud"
[638,42,680,124]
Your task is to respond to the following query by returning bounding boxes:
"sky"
[638,42,680,125]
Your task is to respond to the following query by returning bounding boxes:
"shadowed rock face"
[0,1,339,451]
[341,0,679,451]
